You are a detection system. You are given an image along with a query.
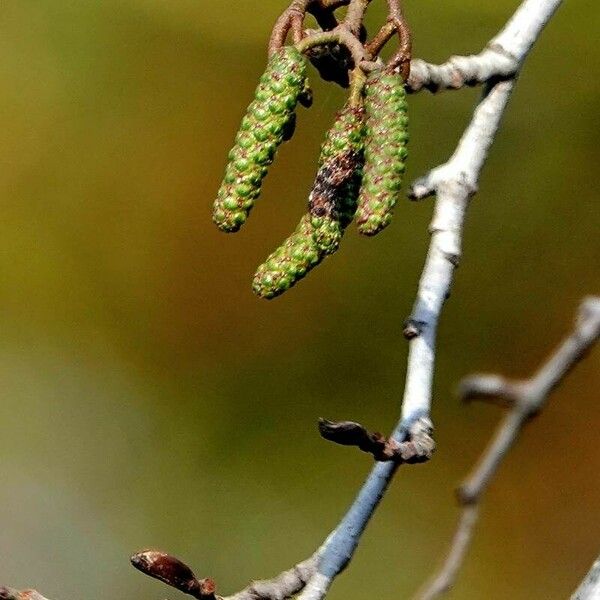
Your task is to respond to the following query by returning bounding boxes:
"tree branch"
[0,589,52,600]
[225,555,320,600]
[292,1,564,598]
[129,549,321,600]
[407,0,562,93]
[414,297,600,600]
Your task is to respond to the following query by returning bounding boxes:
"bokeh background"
[0,1,598,598]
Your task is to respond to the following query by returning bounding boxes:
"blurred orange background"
[0,1,598,598]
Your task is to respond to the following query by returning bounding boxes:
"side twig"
[0,589,51,600]
[572,554,600,600]
[414,297,600,600]
[318,417,435,463]
[407,0,562,93]
[130,550,321,600]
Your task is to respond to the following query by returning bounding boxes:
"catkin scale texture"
[356,71,408,236]
[252,215,322,299]
[212,47,307,233]
[253,105,365,299]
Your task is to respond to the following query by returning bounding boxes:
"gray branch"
[572,555,600,600]
[295,2,565,598]
[0,588,52,600]
[225,555,319,600]
[407,0,562,93]
[414,297,600,600]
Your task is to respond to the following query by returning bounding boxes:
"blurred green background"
[0,1,598,598]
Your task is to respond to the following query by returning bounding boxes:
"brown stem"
[269,0,310,56]
[344,0,371,36]
[365,21,396,57]
[386,0,412,78]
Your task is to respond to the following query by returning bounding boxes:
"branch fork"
[271,0,413,85]
[415,297,600,599]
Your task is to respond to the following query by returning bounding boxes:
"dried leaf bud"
[130,550,216,599]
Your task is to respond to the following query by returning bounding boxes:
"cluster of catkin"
[212,46,408,299]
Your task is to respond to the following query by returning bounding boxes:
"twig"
[385,0,412,78]
[0,589,52,600]
[130,550,320,600]
[343,0,371,36]
[407,0,563,93]
[318,417,435,463]
[226,554,320,600]
[414,297,600,600]
[269,0,310,56]
[572,554,600,600]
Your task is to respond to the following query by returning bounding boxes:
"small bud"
[131,550,216,600]
[306,42,352,88]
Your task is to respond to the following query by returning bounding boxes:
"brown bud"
[130,550,216,600]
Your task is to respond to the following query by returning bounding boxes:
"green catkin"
[356,70,409,236]
[212,46,307,233]
[252,215,322,299]
[252,105,365,299]
[308,104,365,255]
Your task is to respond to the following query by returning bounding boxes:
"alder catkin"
[252,215,322,299]
[356,70,408,236]
[309,105,365,254]
[212,46,307,233]
[252,105,365,299]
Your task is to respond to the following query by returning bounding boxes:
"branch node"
[455,484,478,506]
[318,417,435,463]
[403,318,425,339]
